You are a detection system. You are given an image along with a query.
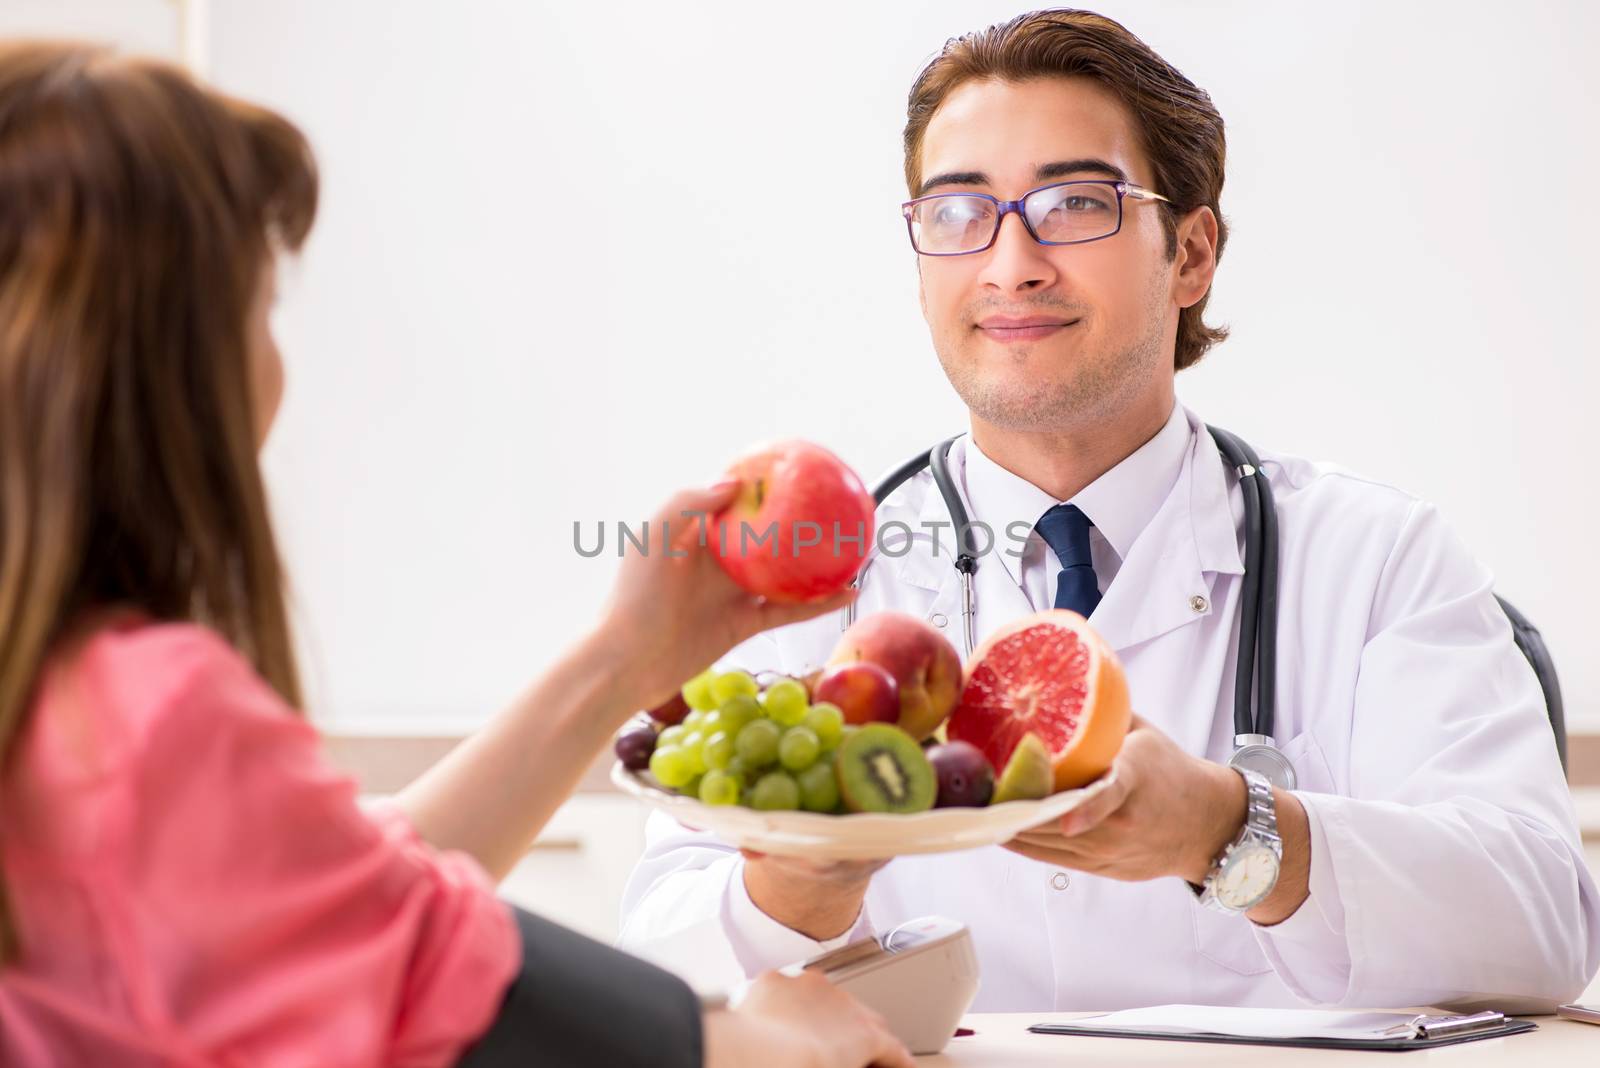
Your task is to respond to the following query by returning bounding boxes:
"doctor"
[619,9,1600,1011]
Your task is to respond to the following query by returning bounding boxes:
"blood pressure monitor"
[795,916,979,1055]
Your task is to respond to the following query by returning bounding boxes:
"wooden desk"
[925,1012,1597,1064]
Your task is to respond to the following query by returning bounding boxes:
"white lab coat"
[618,405,1599,1012]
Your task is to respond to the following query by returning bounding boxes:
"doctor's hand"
[739,849,891,943]
[595,479,857,714]
[1003,714,1250,885]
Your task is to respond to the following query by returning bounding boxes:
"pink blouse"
[0,620,519,1066]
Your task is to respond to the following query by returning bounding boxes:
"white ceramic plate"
[611,763,1094,860]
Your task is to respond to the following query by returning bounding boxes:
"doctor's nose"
[977,211,1060,294]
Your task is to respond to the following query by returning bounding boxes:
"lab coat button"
[1050,871,1071,891]
[930,612,948,628]
[1189,595,1209,614]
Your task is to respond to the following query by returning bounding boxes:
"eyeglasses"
[902,179,1171,256]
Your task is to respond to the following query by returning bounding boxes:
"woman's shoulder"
[17,616,303,801]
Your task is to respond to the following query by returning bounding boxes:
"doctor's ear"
[1170,205,1219,311]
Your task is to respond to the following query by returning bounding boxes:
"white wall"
[34,1,1600,731]
[0,0,183,59]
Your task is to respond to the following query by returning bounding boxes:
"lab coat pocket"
[1190,896,1274,975]
[1277,730,1338,795]
[1188,731,1336,976]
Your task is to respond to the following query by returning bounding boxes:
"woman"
[0,42,912,1068]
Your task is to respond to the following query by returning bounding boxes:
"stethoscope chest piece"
[1228,734,1298,791]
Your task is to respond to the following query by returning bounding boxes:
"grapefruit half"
[947,610,1130,791]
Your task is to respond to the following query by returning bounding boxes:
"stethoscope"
[842,425,1296,790]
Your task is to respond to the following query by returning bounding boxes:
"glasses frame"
[901,179,1172,256]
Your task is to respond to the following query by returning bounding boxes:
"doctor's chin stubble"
[937,281,1170,435]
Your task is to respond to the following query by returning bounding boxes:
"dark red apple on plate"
[813,661,900,726]
[712,440,875,604]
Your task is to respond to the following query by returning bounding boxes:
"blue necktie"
[1035,503,1102,617]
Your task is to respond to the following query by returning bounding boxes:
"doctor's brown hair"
[904,8,1230,371]
[0,42,315,963]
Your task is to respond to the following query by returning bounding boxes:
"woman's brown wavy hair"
[904,8,1230,370]
[0,41,317,963]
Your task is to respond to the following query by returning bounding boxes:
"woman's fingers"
[659,481,740,554]
[663,479,741,520]
[870,1030,918,1068]
[799,970,914,1068]
[755,586,859,630]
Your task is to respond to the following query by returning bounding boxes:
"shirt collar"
[961,399,1191,587]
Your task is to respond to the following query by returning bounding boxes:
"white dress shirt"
[617,401,1600,1013]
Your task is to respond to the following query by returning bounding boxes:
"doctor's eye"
[1060,194,1111,214]
[1034,192,1113,221]
[927,198,992,228]
[1028,185,1119,242]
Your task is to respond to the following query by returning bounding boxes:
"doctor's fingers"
[1000,838,1113,873]
[1054,768,1133,837]
[1009,825,1125,860]
[740,848,891,883]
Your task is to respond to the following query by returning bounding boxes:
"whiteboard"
[188,0,1599,730]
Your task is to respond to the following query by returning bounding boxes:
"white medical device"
[796,916,979,1055]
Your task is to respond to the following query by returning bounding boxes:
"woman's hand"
[595,480,858,711]
[398,481,858,878]
[705,969,915,1068]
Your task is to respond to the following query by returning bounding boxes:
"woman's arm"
[395,480,854,880]
[393,623,653,881]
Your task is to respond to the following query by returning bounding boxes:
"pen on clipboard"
[1380,1010,1506,1040]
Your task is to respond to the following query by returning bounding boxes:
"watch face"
[1217,844,1279,909]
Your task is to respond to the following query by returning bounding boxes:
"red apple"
[712,440,875,604]
[828,611,962,739]
[813,661,900,726]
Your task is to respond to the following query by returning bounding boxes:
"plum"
[927,740,994,808]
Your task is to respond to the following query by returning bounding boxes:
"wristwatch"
[1195,766,1281,914]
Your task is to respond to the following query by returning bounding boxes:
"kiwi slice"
[835,724,937,814]
[991,732,1053,804]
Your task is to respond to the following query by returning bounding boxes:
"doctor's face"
[914,76,1198,434]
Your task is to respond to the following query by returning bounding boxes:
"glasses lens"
[1025,182,1120,244]
[910,195,997,254]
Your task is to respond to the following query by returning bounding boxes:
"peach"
[827,611,962,739]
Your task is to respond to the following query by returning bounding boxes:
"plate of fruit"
[612,607,1132,861]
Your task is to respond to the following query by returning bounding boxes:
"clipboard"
[1029,1011,1538,1052]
